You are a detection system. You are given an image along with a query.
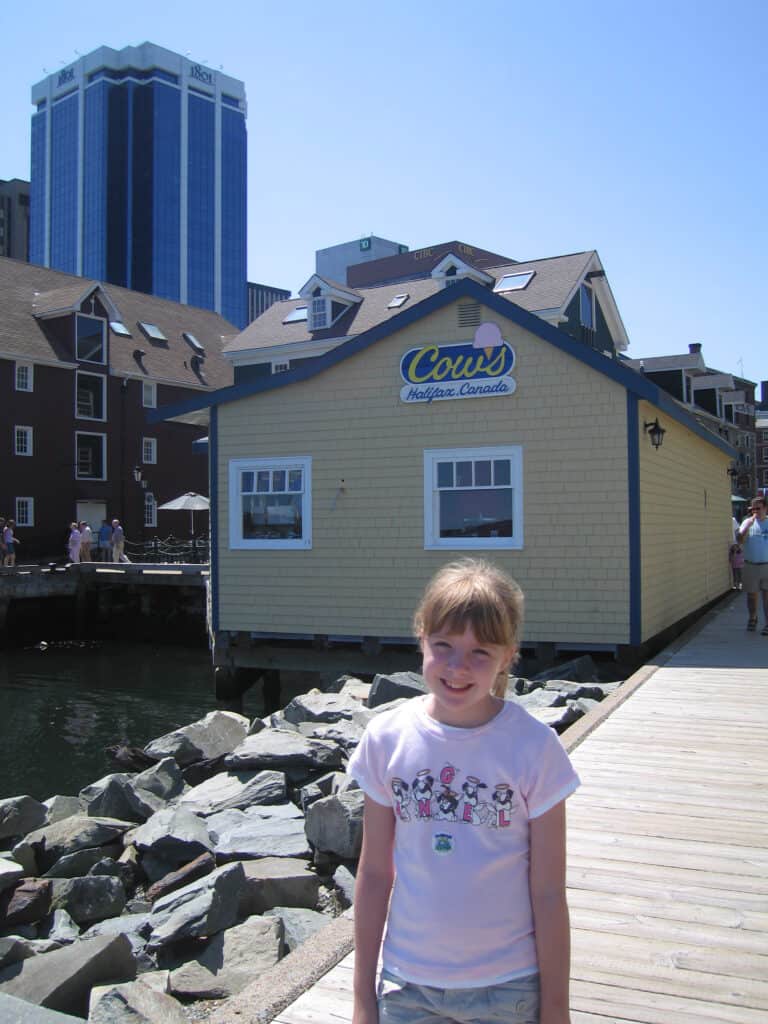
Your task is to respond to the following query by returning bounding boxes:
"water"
[0,643,308,802]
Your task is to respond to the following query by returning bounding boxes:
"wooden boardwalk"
[275,596,768,1023]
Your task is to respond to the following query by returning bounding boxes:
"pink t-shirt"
[348,696,580,988]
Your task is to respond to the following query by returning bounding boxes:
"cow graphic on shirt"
[412,769,435,819]
[491,783,517,827]
[392,767,518,833]
[459,776,489,824]
[433,786,460,821]
[390,777,411,821]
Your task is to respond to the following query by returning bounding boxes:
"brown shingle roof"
[0,257,236,390]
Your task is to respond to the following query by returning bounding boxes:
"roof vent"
[689,342,702,354]
[457,302,482,328]
[133,348,147,361]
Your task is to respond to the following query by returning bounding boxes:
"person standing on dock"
[111,519,128,563]
[97,520,112,561]
[3,519,19,567]
[79,521,93,561]
[67,522,81,563]
[737,495,768,634]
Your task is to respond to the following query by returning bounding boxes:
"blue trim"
[150,278,735,459]
[209,407,219,633]
[627,393,642,645]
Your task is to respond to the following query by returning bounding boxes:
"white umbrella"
[157,492,210,536]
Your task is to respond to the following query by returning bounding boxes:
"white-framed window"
[310,296,328,330]
[144,492,157,528]
[424,446,523,550]
[229,456,312,550]
[579,284,594,330]
[76,314,106,363]
[76,371,107,420]
[15,363,34,392]
[76,432,107,480]
[15,497,34,527]
[762,470,768,486]
[142,437,157,464]
[142,381,157,408]
[14,425,33,456]
[272,360,290,374]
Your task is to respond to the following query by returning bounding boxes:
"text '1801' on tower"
[30,42,248,328]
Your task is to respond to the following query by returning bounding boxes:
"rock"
[332,864,356,908]
[48,876,125,926]
[12,817,132,876]
[79,775,160,824]
[0,879,52,928]
[215,812,311,862]
[40,909,80,945]
[368,671,426,709]
[105,745,159,772]
[337,677,371,703]
[0,857,25,895]
[178,770,286,816]
[224,730,343,772]
[144,711,250,767]
[298,771,348,812]
[42,796,84,825]
[0,935,36,969]
[145,851,216,904]
[0,933,136,1017]
[89,979,188,1023]
[527,705,584,733]
[239,857,322,915]
[264,906,328,953]
[180,756,228,787]
[283,691,361,725]
[569,697,602,715]
[132,807,213,877]
[0,993,84,1022]
[168,915,282,1000]
[512,689,567,711]
[81,914,154,971]
[543,680,606,701]
[296,720,363,752]
[0,797,47,841]
[147,863,246,949]
[351,698,410,728]
[133,758,186,802]
[43,843,123,879]
[532,655,599,684]
[246,716,267,736]
[88,858,134,889]
[304,791,365,860]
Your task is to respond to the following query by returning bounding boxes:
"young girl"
[348,560,580,1024]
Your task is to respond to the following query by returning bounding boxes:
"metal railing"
[121,534,210,564]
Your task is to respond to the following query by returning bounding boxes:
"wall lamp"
[133,465,148,489]
[644,418,666,450]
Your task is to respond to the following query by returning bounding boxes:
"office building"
[0,179,30,261]
[30,43,248,327]
[247,281,291,323]
[315,235,408,285]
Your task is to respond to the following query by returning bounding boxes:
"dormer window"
[579,284,594,330]
[311,295,328,330]
[298,275,362,333]
[431,254,493,289]
[76,314,106,363]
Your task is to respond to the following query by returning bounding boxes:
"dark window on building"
[76,432,106,479]
[76,315,106,363]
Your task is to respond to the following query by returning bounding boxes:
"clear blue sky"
[2,1,765,386]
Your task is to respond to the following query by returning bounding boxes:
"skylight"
[183,332,206,356]
[109,321,132,337]
[283,306,308,324]
[494,272,535,293]
[138,322,167,341]
[387,293,409,309]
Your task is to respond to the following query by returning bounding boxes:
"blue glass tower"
[30,43,248,328]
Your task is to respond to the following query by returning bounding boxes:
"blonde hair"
[413,559,524,697]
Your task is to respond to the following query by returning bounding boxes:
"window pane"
[256,471,270,492]
[241,471,254,493]
[76,374,104,418]
[288,469,303,492]
[439,488,513,538]
[77,434,104,478]
[242,493,303,540]
[493,459,511,486]
[456,461,473,488]
[475,460,491,486]
[272,470,286,492]
[437,462,454,488]
[76,316,105,362]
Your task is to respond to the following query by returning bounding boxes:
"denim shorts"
[377,968,540,1024]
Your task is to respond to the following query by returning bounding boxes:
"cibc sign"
[189,64,214,86]
[399,323,516,404]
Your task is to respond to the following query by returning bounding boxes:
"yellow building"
[159,251,734,676]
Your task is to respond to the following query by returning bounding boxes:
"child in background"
[729,543,744,590]
[348,559,580,1024]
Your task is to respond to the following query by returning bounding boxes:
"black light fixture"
[133,465,142,483]
[644,418,666,450]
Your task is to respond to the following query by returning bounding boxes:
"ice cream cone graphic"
[473,322,504,361]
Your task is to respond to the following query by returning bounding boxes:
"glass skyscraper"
[30,43,247,328]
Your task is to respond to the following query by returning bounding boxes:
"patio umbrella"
[158,492,210,536]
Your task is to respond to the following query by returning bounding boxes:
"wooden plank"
[567,885,768,933]
[571,980,766,1024]
[567,853,768,899]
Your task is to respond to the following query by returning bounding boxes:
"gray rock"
[296,720,364,752]
[532,655,599,684]
[178,769,286,816]
[0,933,136,1017]
[304,790,365,860]
[298,771,348,812]
[283,691,361,725]
[264,906,328,953]
[48,876,126,926]
[368,671,426,709]
[246,716,267,736]
[147,863,246,949]
[12,817,132,876]
[0,796,47,841]
[144,711,250,767]
[332,864,356,908]
[168,914,282,1000]
[133,758,187,803]
[0,935,36,969]
[0,878,52,927]
[512,689,567,711]
[79,774,160,824]
[82,913,151,942]
[351,698,410,729]
[41,909,80,945]
[543,680,606,701]
[0,993,83,1022]
[132,807,213,873]
[568,696,602,715]
[239,857,322,915]
[89,979,188,1023]
[145,852,216,904]
[215,814,311,862]
[43,843,123,879]
[224,730,343,771]
[337,677,371,703]
[43,796,84,825]
[0,857,25,895]
[527,704,584,732]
